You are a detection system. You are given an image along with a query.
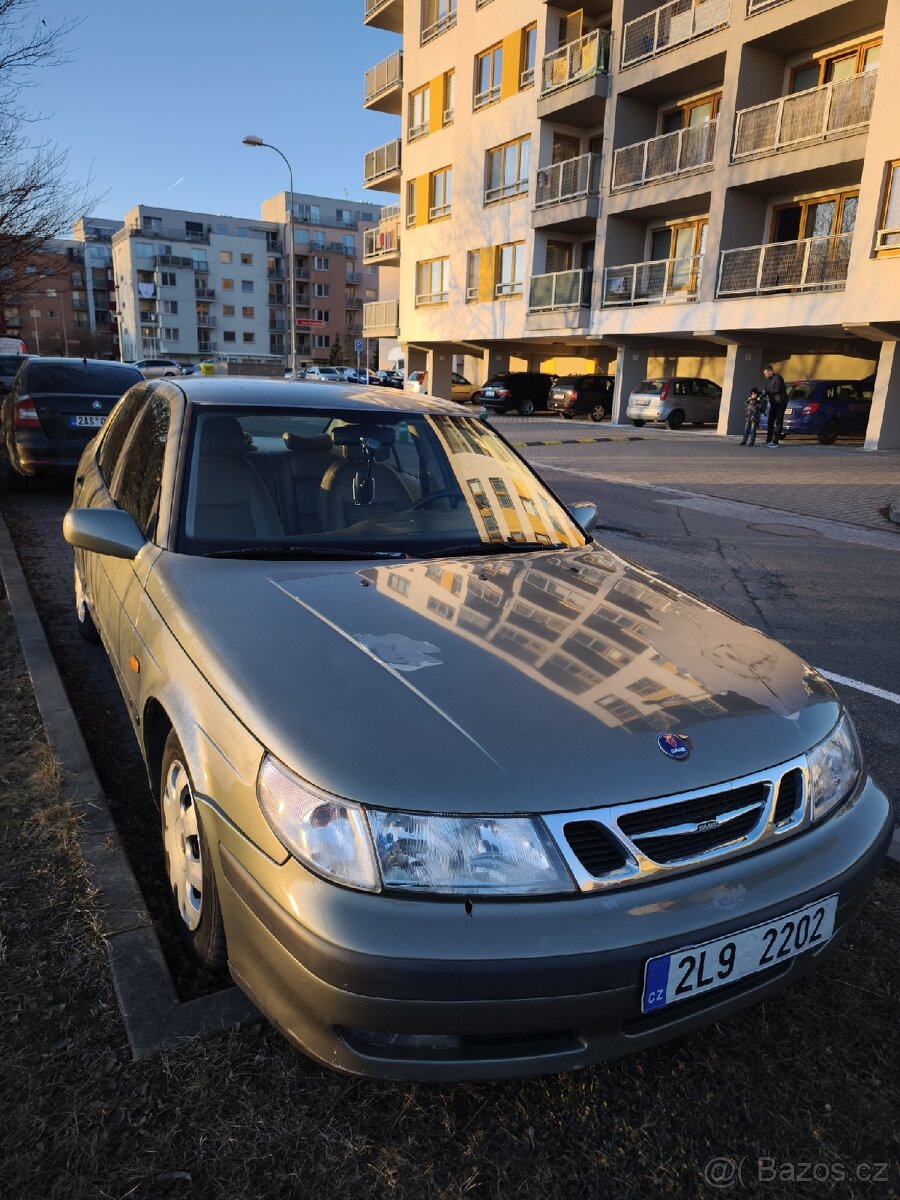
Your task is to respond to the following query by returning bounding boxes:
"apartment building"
[112,195,389,369]
[362,0,900,449]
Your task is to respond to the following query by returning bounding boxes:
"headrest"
[283,433,333,454]
[199,416,245,457]
[331,424,396,447]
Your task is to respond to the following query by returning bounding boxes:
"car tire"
[667,409,685,430]
[589,403,606,423]
[518,398,536,417]
[818,419,841,445]
[470,392,480,404]
[160,731,227,971]
[561,412,573,419]
[632,419,646,427]
[164,371,177,377]
[74,566,100,644]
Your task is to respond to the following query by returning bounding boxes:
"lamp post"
[242,135,297,373]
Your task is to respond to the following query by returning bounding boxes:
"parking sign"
[354,338,364,353]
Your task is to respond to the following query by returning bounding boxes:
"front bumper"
[211,775,891,1081]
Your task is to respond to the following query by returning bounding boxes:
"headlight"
[806,712,862,823]
[257,756,379,892]
[367,810,575,896]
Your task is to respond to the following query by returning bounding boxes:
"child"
[741,388,763,446]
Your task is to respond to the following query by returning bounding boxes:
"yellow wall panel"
[478,247,495,302]
[500,31,523,100]
[415,175,430,226]
[429,75,444,133]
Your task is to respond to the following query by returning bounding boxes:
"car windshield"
[178,406,586,558]
[786,383,815,400]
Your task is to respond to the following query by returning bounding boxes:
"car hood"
[148,545,839,815]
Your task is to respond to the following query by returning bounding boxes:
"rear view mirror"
[63,508,146,560]
[569,502,598,535]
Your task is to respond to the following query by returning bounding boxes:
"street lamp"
[242,134,297,373]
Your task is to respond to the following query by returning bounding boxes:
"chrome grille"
[546,756,812,893]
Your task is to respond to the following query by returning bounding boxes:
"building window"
[161,300,178,314]
[213,223,228,235]
[241,280,254,293]
[222,278,235,291]
[159,271,176,287]
[485,135,531,203]
[421,0,456,45]
[223,330,236,343]
[475,43,503,109]
[429,167,452,220]
[163,327,179,340]
[408,84,431,141]
[466,250,480,302]
[314,334,331,348]
[220,250,233,263]
[313,256,330,271]
[877,160,900,252]
[313,309,330,321]
[242,306,254,318]
[240,252,253,265]
[521,23,537,88]
[223,304,235,316]
[406,179,418,228]
[415,257,449,305]
[242,331,255,344]
[790,39,881,93]
[495,242,525,297]
[443,70,455,125]
[341,236,355,253]
[313,283,330,297]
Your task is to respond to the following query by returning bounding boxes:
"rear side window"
[112,392,171,537]
[786,383,814,400]
[98,388,147,485]
[0,355,26,374]
[637,380,666,394]
[28,363,142,394]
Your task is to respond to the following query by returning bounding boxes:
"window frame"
[484,135,531,204]
[876,160,900,254]
[415,257,450,306]
[408,83,431,141]
[474,43,503,110]
[429,166,453,221]
[494,242,525,298]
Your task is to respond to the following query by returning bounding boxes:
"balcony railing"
[603,255,703,305]
[266,239,284,254]
[364,50,403,105]
[875,228,900,251]
[622,0,730,69]
[156,254,193,268]
[139,312,159,324]
[612,120,717,190]
[267,268,285,279]
[196,315,216,328]
[421,2,456,45]
[528,268,593,311]
[535,152,602,207]
[541,29,611,97]
[347,271,364,283]
[363,219,401,259]
[364,139,401,186]
[717,234,852,296]
[130,224,210,245]
[363,299,399,335]
[733,71,877,159]
[195,287,215,300]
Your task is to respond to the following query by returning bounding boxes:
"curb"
[0,512,258,1058]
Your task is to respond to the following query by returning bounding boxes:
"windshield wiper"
[415,540,568,560]
[203,545,405,560]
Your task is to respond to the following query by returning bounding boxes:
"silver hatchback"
[626,377,722,429]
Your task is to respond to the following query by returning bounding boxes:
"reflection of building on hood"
[650,607,813,718]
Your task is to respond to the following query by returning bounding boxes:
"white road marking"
[815,670,900,706]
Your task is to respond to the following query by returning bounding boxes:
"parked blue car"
[759,379,873,444]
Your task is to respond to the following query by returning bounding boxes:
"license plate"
[71,415,106,428]
[635,398,650,406]
[641,895,838,1013]
[482,389,496,398]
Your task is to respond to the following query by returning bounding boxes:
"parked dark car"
[375,370,404,389]
[0,353,30,395]
[478,372,556,416]
[759,379,874,444]
[548,375,615,422]
[1,357,143,489]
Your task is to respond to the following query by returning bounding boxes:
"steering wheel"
[410,488,466,510]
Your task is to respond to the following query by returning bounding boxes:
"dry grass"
[1,589,899,1200]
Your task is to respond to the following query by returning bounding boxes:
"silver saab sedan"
[63,377,891,1081]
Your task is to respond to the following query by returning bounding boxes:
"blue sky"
[28,0,400,224]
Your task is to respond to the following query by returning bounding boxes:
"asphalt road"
[490,419,900,821]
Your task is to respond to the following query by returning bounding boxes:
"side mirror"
[569,502,598,535]
[63,508,146,560]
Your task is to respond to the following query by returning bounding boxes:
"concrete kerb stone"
[0,512,259,1058]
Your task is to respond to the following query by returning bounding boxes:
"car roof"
[28,356,137,368]
[168,375,465,415]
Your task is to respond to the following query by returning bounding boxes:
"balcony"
[345,298,363,311]
[612,121,717,191]
[364,50,403,114]
[156,254,193,268]
[266,238,284,254]
[196,315,217,328]
[364,0,402,32]
[533,152,602,232]
[347,271,365,283]
[129,224,210,245]
[139,312,159,325]
[197,339,217,353]
[602,256,703,305]
[733,72,877,160]
[269,319,287,331]
[621,0,730,70]
[717,234,852,297]
[267,267,285,279]
[538,30,611,126]
[528,269,593,312]
[364,139,402,192]
[363,299,399,338]
[195,287,215,300]
[364,217,401,264]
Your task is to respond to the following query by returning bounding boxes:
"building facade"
[362,0,900,449]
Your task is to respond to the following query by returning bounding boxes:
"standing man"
[762,364,788,447]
